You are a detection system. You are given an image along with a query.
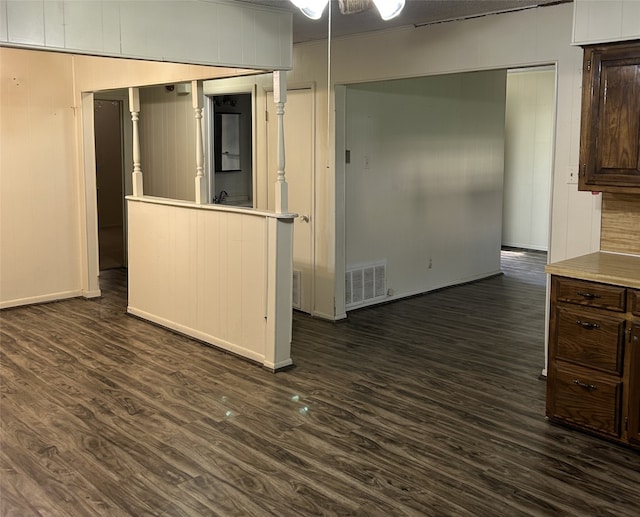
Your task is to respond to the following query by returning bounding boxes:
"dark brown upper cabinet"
[579,41,640,193]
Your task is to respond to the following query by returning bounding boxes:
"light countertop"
[545,252,640,289]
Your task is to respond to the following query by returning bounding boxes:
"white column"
[192,80,207,204]
[128,87,144,196]
[273,71,288,214]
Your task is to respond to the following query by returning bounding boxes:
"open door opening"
[94,98,126,270]
[208,92,253,207]
[502,65,556,257]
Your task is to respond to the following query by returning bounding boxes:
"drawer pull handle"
[576,291,600,300]
[575,320,600,330]
[573,379,597,391]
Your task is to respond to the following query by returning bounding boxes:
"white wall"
[285,2,602,319]
[502,68,555,251]
[0,0,292,70]
[573,0,640,45]
[139,84,198,202]
[0,49,81,307]
[345,70,507,304]
[203,3,602,320]
[0,0,291,307]
[0,2,604,320]
[0,45,267,308]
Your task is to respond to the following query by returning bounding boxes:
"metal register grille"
[345,261,386,309]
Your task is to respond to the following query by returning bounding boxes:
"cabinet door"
[548,363,622,438]
[628,323,640,445]
[579,43,640,191]
[630,289,640,317]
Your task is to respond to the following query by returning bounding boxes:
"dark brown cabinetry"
[629,320,640,446]
[579,41,640,193]
[631,289,640,317]
[547,278,639,448]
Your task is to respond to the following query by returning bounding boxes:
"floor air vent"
[292,270,301,309]
[345,262,386,309]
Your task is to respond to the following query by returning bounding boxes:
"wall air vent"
[345,261,386,310]
[292,270,302,310]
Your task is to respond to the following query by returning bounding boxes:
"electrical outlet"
[364,155,370,169]
[428,258,433,269]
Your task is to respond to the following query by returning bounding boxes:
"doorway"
[341,65,556,311]
[267,88,315,315]
[94,99,126,270]
[208,93,253,206]
[502,66,556,253]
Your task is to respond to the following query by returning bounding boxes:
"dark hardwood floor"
[1,249,638,516]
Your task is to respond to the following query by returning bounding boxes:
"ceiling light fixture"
[291,0,405,21]
[372,0,405,21]
[290,0,329,20]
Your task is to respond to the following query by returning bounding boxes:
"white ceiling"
[239,0,572,43]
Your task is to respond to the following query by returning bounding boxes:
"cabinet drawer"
[555,306,625,375]
[554,277,626,311]
[548,364,621,438]
[630,290,640,317]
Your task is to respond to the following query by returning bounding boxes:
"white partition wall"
[127,198,294,370]
[125,71,295,370]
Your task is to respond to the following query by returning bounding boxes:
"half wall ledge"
[125,195,297,220]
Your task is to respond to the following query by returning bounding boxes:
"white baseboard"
[263,358,294,371]
[312,309,345,321]
[127,305,265,365]
[346,270,503,313]
[82,289,102,299]
[0,290,82,309]
[502,243,548,252]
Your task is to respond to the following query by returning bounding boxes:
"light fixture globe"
[290,0,329,20]
[290,0,405,21]
[372,0,405,20]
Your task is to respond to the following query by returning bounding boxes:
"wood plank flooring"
[1,249,639,516]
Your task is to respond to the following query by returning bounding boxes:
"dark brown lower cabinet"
[547,278,639,449]
[628,323,640,446]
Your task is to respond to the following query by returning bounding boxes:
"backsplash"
[601,193,640,255]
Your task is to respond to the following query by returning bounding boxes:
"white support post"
[128,87,144,196]
[265,216,294,370]
[273,71,288,214]
[192,80,207,204]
